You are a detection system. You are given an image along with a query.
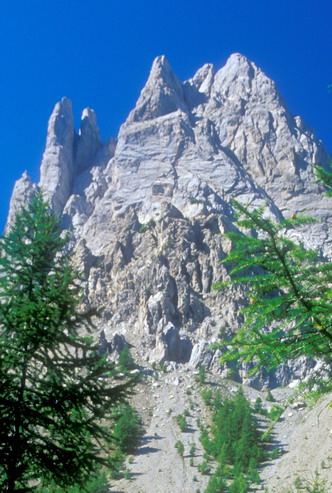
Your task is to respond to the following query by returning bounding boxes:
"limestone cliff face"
[5,171,39,234]
[6,54,331,386]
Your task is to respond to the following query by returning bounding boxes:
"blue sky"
[1,0,331,231]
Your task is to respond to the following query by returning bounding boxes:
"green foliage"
[0,194,132,492]
[213,200,332,374]
[228,473,249,493]
[111,402,142,453]
[190,443,197,456]
[41,469,110,492]
[175,440,185,457]
[204,464,227,492]
[211,389,263,470]
[314,162,332,197]
[176,413,189,432]
[254,397,266,415]
[267,404,284,422]
[289,470,328,492]
[201,388,213,407]
[195,365,207,384]
[197,461,211,475]
[269,447,281,460]
[107,448,126,480]
[298,376,332,405]
[117,346,136,374]
[266,390,275,402]
[201,389,264,490]
[138,219,156,234]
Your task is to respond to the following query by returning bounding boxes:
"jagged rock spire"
[75,108,101,173]
[39,97,75,216]
[126,55,188,123]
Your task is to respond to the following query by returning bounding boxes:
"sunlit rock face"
[5,171,39,234]
[6,54,331,386]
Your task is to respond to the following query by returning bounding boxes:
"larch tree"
[213,200,332,376]
[0,194,132,492]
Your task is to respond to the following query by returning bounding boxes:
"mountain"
[6,54,332,491]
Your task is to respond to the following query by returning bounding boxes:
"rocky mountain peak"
[6,54,332,490]
[188,63,215,96]
[43,96,75,148]
[126,55,188,123]
[75,108,101,173]
[39,97,75,215]
[7,53,332,377]
[37,98,106,217]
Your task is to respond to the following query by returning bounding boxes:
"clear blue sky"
[1,0,331,231]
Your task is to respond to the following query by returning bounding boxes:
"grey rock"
[149,323,192,364]
[39,97,75,215]
[126,55,188,123]
[75,108,101,173]
[5,171,39,234]
[7,53,332,383]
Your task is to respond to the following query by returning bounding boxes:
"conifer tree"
[214,200,332,374]
[0,194,131,492]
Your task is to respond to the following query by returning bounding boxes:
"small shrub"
[176,414,188,432]
[205,464,227,493]
[266,390,275,402]
[117,346,135,374]
[201,388,213,407]
[111,403,142,453]
[254,396,266,415]
[189,443,197,456]
[195,365,206,384]
[228,473,248,493]
[197,460,211,475]
[175,440,185,457]
[270,447,281,460]
[291,470,328,492]
[203,452,211,462]
[267,404,284,421]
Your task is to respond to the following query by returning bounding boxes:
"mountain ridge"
[6,52,332,491]
[7,53,332,378]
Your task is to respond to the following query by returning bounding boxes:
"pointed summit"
[39,97,75,215]
[126,55,187,123]
[212,53,280,103]
[75,108,101,173]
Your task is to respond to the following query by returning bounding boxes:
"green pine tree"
[118,346,135,374]
[204,463,227,492]
[111,402,142,453]
[314,162,332,197]
[0,194,132,492]
[214,200,332,375]
[228,473,248,493]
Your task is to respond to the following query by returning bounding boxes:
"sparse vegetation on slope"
[200,388,264,492]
